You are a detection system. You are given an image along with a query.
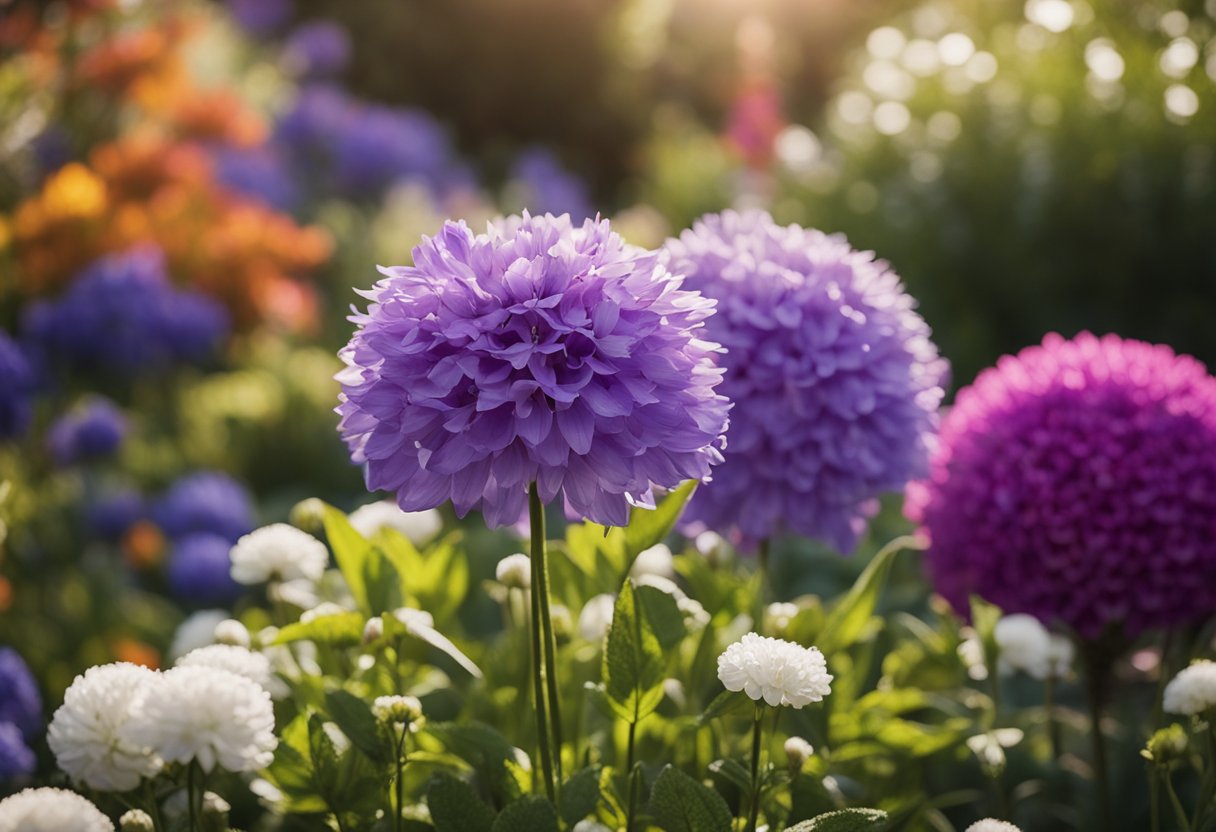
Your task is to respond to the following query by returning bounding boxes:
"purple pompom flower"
[0,722,35,782]
[0,648,41,742]
[337,213,731,527]
[907,332,1216,638]
[47,398,128,466]
[154,471,256,543]
[664,210,946,551]
[167,533,243,605]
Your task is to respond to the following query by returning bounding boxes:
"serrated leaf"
[427,774,497,832]
[635,583,687,650]
[786,808,889,831]
[698,690,749,725]
[820,536,920,654]
[647,765,732,832]
[559,766,602,826]
[325,689,388,764]
[603,580,665,724]
[273,610,364,646]
[492,796,560,832]
[622,480,698,568]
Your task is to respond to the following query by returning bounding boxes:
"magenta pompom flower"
[664,210,946,551]
[907,332,1216,638]
[337,213,730,528]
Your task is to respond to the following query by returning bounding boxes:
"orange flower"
[122,520,166,570]
[168,88,268,148]
[111,637,160,670]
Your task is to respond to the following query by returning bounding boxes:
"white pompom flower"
[0,788,114,832]
[1163,660,1216,716]
[495,553,531,590]
[127,666,276,773]
[348,500,442,545]
[630,543,675,579]
[717,633,833,708]
[176,644,282,698]
[47,663,164,791]
[966,820,1022,832]
[230,523,329,585]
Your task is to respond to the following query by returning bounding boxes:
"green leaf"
[427,774,497,832]
[559,766,602,827]
[635,583,687,651]
[707,758,751,793]
[820,536,921,654]
[378,530,468,624]
[325,689,387,764]
[647,765,732,832]
[273,611,364,646]
[786,808,889,831]
[623,480,697,567]
[788,775,838,825]
[698,690,749,725]
[491,796,560,832]
[322,504,375,615]
[603,579,665,724]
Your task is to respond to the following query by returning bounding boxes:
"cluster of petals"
[1163,660,1216,716]
[717,632,833,708]
[665,210,945,550]
[0,788,113,832]
[993,614,1073,681]
[908,332,1216,637]
[230,523,329,584]
[337,213,730,528]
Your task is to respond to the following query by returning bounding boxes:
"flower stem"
[1044,674,1060,764]
[186,761,199,832]
[755,539,771,633]
[1165,771,1192,832]
[143,781,164,832]
[1083,649,1112,832]
[625,719,639,832]
[528,482,557,802]
[394,727,408,832]
[533,484,565,788]
[747,704,765,832]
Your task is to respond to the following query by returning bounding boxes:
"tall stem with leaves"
[528,482,558,801]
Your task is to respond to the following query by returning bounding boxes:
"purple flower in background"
[511,148,594,223]
[23,247,229,376]
[0,333,37,441]
[908,332,1216,638]
[226,0,293,36]
[47,398,128,466]
[665,210,946,551]
[0,648,41,742]
[167,533,243,604]
[210,145,300,212]
[337,213,730,527]
[86,488,144,540]
[283,20,351,79]
[0,723,35,781]
[154,471,256,543]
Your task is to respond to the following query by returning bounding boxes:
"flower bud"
[784,736,814,769]
[200,792,231,832]
[550,604,574,644]
[120,810,155,832]
[764,602,799,635]
[373,694,424,729]
[363,615,385,645]
[495,553,531,590]
[289,497,327,535]
[214,618,250,648]
[1142,724,1188,768]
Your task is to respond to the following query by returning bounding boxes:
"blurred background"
[0,0,1214,692]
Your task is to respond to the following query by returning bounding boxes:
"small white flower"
[678,597,711,630]
[1164,660,1216,716]
[214,618,251,648]
[957,628,988,681]
[966,729,1023,776]
[230,523,328,585]
[47,663,163,791]
[717,633,833,708]
[176,644,280,698]
[578,594,616,642]
[168,609,228,660]
[348,500,442,545]
[269,577,322,609]
[764,602,800,634]
[634,574,687,600]
[994,614,1069,680]
[372,695,424,727]
[572,821,613,832]
[966,820,1022,832]
[784,736,814,768]
[119,809,155,832]
[0,788,114,832]
[128,665,276,773]
[630,543,675,579]
[495,553,531,589]
[694,531,731,566]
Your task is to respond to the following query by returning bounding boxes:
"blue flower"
[510,148,594,223]
[226,0,293,36]
[283,20,351,79]
[0,722,35,782]
[0,333,37,441]
[46,398,127,466]
[0,648,41,742]
[167,533,242,605]
[209,145,300,212]
[154,471,256,542]
[23,247,229,377]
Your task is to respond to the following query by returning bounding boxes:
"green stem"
[394,727,407,832]
[1150,768,1161,832]
[626,720,639,832]
[1191,720,1216,830]
[746,705,765,832]
[186,761,198,832]
[532,483,564,788]
[1165,771,1192,832]
[528,484,557,802]
[143,781,164,832]
[1044,674,1061,764]
[755,540,771,633]
[1084,651,1112,832]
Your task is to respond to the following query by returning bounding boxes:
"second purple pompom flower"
[337,213,731,527]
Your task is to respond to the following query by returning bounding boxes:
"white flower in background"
[168,609,227,660]
[764,602,800,634]
[1164,660,1216,716]
[994,614,1052,678]
[678,597,711,630]
[966,820,1022,832]
[551,604,574,641]
[572,820,613,832]
[634,574,686,600]
[662,678,687,708]
[966,728,1024,776]
[495,553,531,589]
[269,578,322,609]
[630,543,675,579]
[300,601,350,623]
[230,523,328,585]
[784,736,814,768]
[694,531,731,566]
[0,788,114,832]
[128,666,276,773]
[348,500,442,545]
[717,633,833,708]
[372,695,424,728]
[1043,634,1074,680]
[119,809,155,832]
[214,618,251,648]
[578,594,616,642]
[957,628,988,681]
[47,663,163,791]
[176,644,280,698]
